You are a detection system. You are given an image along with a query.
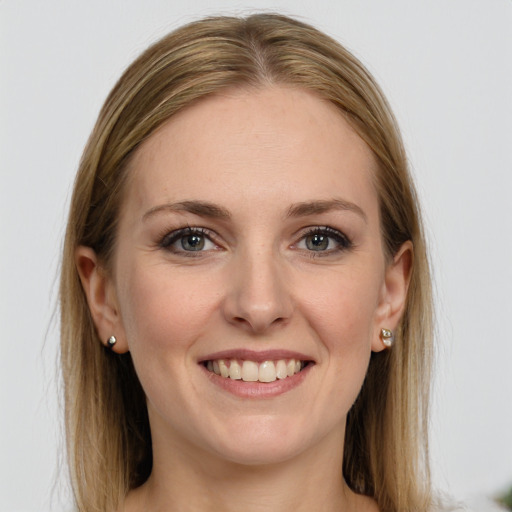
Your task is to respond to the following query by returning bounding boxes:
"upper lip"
[198,349,315,364]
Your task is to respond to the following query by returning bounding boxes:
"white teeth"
[286,359,295,377]
[276,360,288,379]
[241,361,259,382]
[258,361,276,383]
[229,360,242,380]
[206,358,307,382]
[218,359,229,378]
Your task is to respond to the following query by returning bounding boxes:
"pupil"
[182,234,204,251]
[307,234,328,251]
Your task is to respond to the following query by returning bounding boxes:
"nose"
[222,248,293,334]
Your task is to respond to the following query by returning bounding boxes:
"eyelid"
[292,226,353,254]
[156,224,352,257]
[158,226,221,254]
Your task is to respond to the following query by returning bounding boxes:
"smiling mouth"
[203,358,311,383]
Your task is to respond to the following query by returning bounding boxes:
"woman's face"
[89,86,409,466]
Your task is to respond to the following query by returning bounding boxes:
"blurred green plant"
[497,485,512,510]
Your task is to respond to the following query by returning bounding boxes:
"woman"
[60,13,434,512]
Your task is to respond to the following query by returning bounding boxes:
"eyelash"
[159,226,219,257]
[295,226,353,257]
[158,226,353,257]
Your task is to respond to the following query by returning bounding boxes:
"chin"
[213,440,304,467]
[202,415,325,467]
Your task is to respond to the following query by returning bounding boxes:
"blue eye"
[305,233,330,251]
[180,233,206,251]
[296,227,352,253]
[160,228,216,253]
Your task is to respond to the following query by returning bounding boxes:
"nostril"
[230,314,288,333]
[222,279,294,332]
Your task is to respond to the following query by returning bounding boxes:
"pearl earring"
[380,328,394,348]
[106,335,117,349]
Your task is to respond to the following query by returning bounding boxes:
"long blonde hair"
[60,13,433,512]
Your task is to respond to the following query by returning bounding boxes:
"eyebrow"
[142,200,231,222]
[286,198,367,223]
[142,198,367,223]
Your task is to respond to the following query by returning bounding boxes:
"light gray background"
[1,1,511,511]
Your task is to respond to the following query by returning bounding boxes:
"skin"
[77,86,411,512]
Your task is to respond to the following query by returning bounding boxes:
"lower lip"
[200,363,313,398]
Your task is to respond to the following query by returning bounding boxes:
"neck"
[123,426,377,512]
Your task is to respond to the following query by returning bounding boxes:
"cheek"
[115,264,218,413]
[117,262,217,355]
[298,265,382,394]
[302,267,381,347]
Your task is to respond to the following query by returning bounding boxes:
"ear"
[371,241,413,352]
[75,246,129,353]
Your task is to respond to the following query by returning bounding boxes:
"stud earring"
[380,328,394,348]
[106,335,117,349]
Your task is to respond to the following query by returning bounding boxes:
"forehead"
[124,86,379,220]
